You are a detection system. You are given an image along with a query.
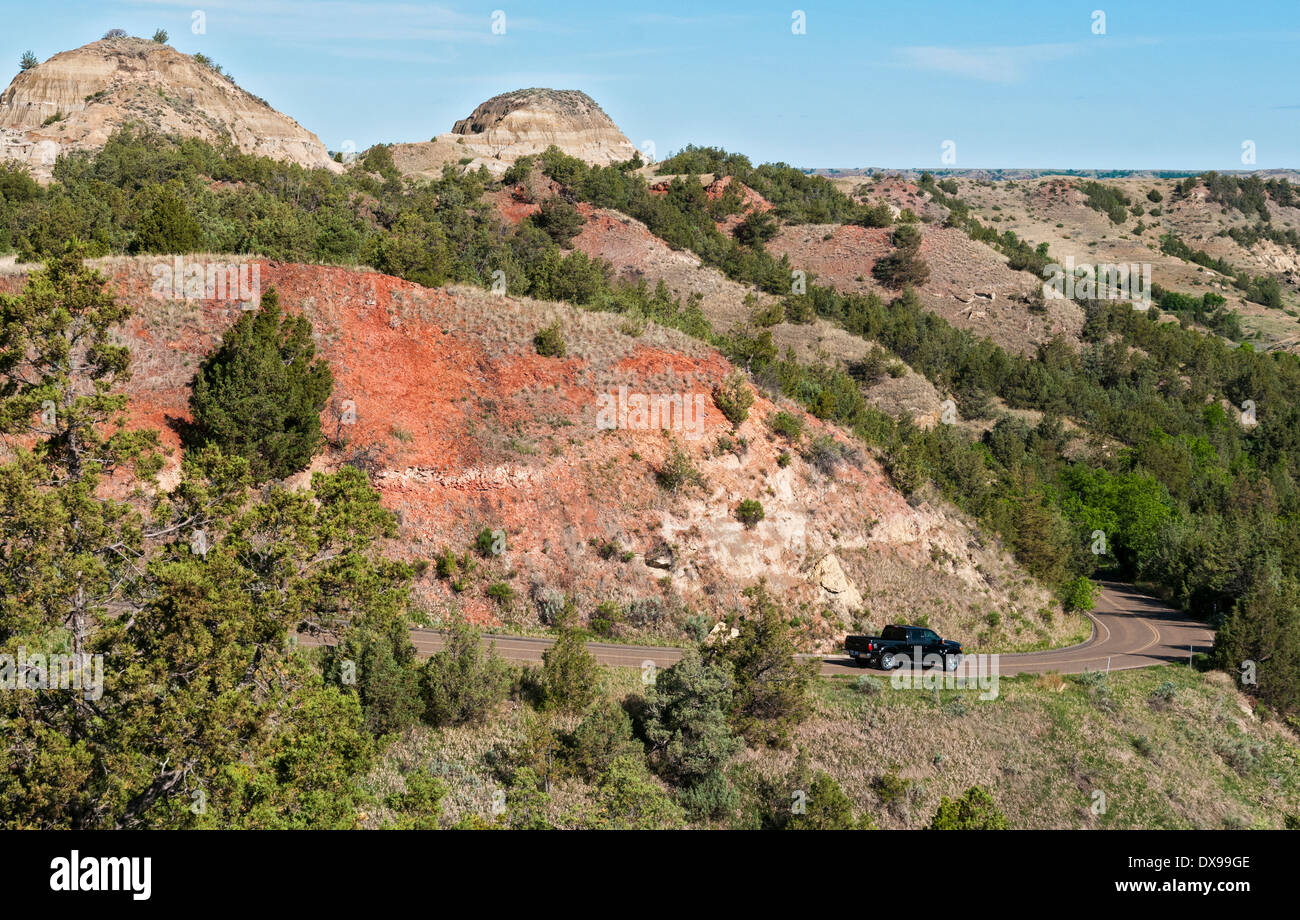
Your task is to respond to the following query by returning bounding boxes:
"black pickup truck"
[844,625,963,671]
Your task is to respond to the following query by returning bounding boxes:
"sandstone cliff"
[0,36,339,179]
[391,88,640,179]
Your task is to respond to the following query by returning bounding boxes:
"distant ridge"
[808,167,1300,182]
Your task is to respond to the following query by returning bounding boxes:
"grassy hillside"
[365,661,1300,830]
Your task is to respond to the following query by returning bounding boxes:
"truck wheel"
[879,652,897,670]
[944,654,961,671]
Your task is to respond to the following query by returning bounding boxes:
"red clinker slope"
[0,256,1063,641]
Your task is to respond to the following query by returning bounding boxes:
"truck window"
[882,626,907,640]
[920,630,938,643]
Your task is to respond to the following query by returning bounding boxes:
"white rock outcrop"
[810,553,864,612]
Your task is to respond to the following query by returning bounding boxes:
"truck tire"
[944,653,961,671]
[879,651,898,670]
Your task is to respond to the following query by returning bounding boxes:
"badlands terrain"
[0,36,338,177]
[2,33,1298,832]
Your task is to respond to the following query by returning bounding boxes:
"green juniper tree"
[929,785,1009,829]
[872,222,930,288]
[186,286,333,482]
[537,624,600,713]
[420,621,511,727]
[705,582,816,748]
[0,256,411,828]
[637,647,741,818]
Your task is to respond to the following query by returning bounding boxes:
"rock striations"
[391,88,641,179]
[0,36,339,179]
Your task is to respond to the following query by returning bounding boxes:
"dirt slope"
[767,222,1082,356]
[0,255,1078,653]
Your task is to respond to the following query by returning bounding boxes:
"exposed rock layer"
[391,87,639,179]
[0,37,338,179]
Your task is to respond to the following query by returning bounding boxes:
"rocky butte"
[390,87,642,179]
[0,35,339,180]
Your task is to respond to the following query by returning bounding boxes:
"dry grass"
[363,661,1300,830]
[786,665,1300,829]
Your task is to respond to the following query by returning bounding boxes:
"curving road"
[390,581,1213,678]
[819,581,1214,676]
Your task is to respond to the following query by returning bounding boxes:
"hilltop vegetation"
[655,144,870,224]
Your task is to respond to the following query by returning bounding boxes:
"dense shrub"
[712,370,754,426]
[1061,576,1097,612]
[185,286,333,482]
[485,581,515,607]
[324,623,423,737]
[589,600,623,637]
[130,183,202,254]
[474,526,505,557]
[656,439,702,492]
[745,754,872,829]
[533,195,586,245]
[586,754,685,829]
[734,209,778,247]
[735,499,765,528]
[767,410,804,441]
[872,222,930,288]
[1080,180,1130,223]
[929,785,1009,829]
[383,770,447,829]
[537,626,601,713]
[564,700,643,781]
[637,647,740,786]
[1213,568,1300,717]
[534,320,567,357]
[705,583,816,747]
[420,623,511,726]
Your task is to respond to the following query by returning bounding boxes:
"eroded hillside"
[0,255,1077,654]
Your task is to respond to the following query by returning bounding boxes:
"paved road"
[820,581,1214,676]
[381,581,1213,678]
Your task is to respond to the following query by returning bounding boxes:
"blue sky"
[3,0,1297,169]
